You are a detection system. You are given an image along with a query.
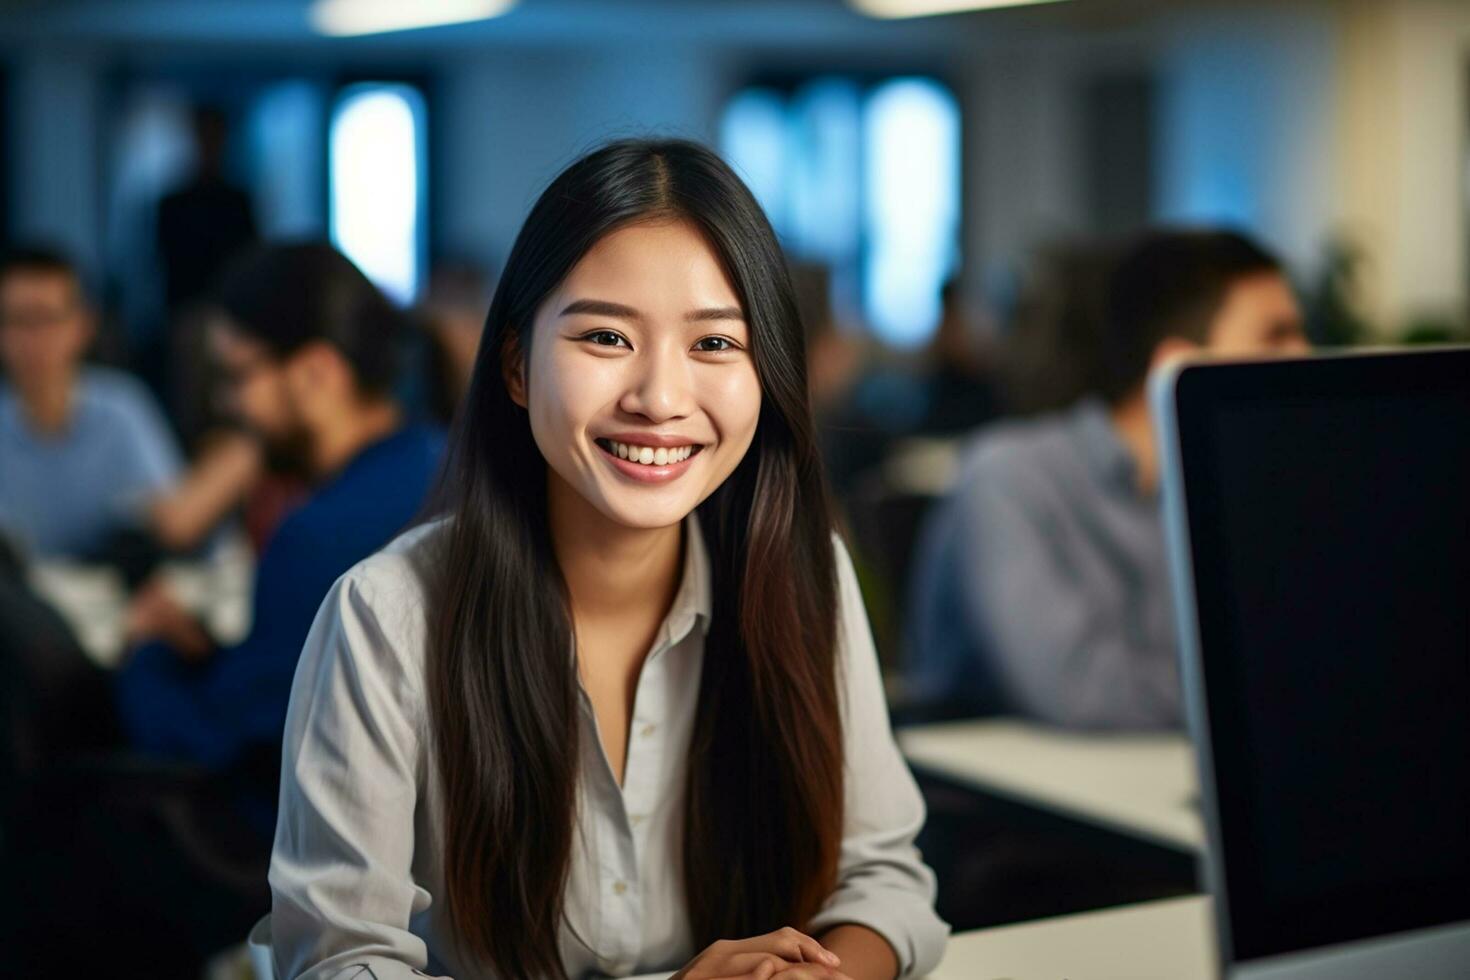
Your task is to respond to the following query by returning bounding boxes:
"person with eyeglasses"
[0,246,183,561]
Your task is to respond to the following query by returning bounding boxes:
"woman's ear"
[501,331,528,408]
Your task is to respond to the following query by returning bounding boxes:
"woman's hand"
[672,927,855,980]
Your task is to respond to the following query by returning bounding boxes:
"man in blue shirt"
[116,243,443,771]
[909,230,1308,729]
[11,246,443,978]
[0,248,183,559]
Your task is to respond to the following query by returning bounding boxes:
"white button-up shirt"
[270,516,949,979]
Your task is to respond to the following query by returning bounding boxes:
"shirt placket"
[622,622,675,858]
[587,626,676,978]
[593,799,640,977]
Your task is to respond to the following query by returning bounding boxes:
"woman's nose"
[619,346,695,422]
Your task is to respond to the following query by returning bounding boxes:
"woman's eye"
[583,330,629,348]
[694,336,738,353]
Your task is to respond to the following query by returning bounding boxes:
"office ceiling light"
[310,0,516,36]
[852,0,1072,18]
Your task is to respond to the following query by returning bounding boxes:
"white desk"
[625,897,1215,980]
[899,718,1204,852]
[930,894,1215,979]
[28,535,254,667]
[242,897,1216,980]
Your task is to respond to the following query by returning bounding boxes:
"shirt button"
[612,880,628,895]
[629,813,645,827]
[640,723,657,737]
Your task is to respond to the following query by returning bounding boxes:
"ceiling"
[0,0,1238,49]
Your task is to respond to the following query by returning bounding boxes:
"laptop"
[1153,347,1470,979]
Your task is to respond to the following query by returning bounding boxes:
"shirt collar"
[1071,397,1146,496]
[0,382,71,442]
[663,511,714,646]
[0,385,18,434]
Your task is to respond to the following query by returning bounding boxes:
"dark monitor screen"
[1172,350,1470,963]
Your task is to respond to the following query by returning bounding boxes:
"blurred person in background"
[0,246,184,561]
[157,103,259,444]
[796,261,883,494]
[156,106,257,318]
[796,262,927,499]
[0,244,272,574]
[996,240,1119,418]
[912,277,1000,437]
[13,242,443,978]
[145,424,267,552]
[418,258,493,424]
[909,229,1307,728]
[116,242,444,771]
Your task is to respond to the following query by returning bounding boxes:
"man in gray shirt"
[909,229,1308,729]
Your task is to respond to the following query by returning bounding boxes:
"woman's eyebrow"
[558,298,744,323]
[558,298,640,319]
[686,306,745,323]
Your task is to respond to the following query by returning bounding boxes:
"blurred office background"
[1,0,1468,973]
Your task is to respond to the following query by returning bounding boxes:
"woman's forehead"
[556,220,741,310]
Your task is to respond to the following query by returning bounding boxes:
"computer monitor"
[1153,347,1470,979]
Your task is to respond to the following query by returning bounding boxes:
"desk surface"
[899,718,1204,851]
[930,894,1215,979]
[617,897,1214,980]
[28,538,254,666]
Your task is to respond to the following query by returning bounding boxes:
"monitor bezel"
[1152,346,1470,967]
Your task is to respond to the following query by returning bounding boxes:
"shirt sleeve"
[807,535,950,978]
[269,563,449,980]
[957,460,1182,729]
[110,377,184,495]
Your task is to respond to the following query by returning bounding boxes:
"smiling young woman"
[268,139,948,980]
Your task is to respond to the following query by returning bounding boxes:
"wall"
[1154,0,1470,333]
[435,43,729,273]
[1336,0,1470,330]
[7,47,104,280]
[1154,4,1340,277]
[960,43,1089,308]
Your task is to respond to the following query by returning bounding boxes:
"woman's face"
[514,218,762,531]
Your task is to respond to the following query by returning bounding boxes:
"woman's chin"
[592,491,698,532]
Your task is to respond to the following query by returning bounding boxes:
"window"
[721,75,960,347]
[329,83,426,305]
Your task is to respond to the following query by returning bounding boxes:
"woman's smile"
[594,436,707,482]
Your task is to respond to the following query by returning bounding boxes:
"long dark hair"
[426,139,843,978]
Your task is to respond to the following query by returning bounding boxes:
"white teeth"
[604,440,699,466]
